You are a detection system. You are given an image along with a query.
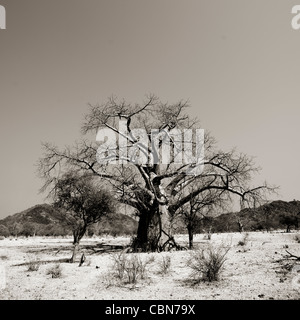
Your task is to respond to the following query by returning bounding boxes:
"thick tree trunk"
[133,205,180,252]
[133,210,152,251]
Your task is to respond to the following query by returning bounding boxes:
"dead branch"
[285,250,300,260]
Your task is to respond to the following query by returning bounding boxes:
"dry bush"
[187,244,230,282]
[157,255,171,275]
[110,251,155,285]
[46,263,62,278]
[27,260,40,272]
[111,251,127,280]
[124,255,140,284]
[136,255,155,280]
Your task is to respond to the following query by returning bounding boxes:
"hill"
[0,204,138,237]
[207,200,300,233]
[1,200,299,238]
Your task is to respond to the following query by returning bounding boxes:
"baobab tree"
[38,94,275,252]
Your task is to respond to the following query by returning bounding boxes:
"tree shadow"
[13,257,70,266]
[25,242,127,255]
[82,243,127,255]
[13,242,128,267]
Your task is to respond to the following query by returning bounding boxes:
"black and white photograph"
[1,0,300,303]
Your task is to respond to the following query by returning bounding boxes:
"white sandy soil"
[0,231,299,300]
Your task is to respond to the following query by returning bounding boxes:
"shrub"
[110,251,154,284]
[47,263,62,278]
[157,255,171,275]
[124,255,140,284]
[0,225,9,237]
[187,245,230,282]
[111,251,127,280]
[138,254,155,279]
[27,258,40,272]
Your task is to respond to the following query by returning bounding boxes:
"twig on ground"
[285,250,300,260]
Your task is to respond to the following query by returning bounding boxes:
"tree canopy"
[51,171,116,261]
[38,94,275,251]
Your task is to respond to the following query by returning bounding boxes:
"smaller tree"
[52,172,116,262]
[279,213,299,233]
[8,222,22,237]
[180,203,202,249]
[181,201,215,249]
[21,222,36,237]
[178,188,224,249]
[0,224,9,237]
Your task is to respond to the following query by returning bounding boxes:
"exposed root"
[159,233,187,252]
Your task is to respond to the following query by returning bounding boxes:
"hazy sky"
[0,0,300,219]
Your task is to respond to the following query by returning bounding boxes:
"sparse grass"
[124,255,140,284]
[109,251,155,285]
[136,255,155,280]
[157,255,171,275]
[27,258,40,272]
[187,244,230,283]
[46,263,62,278]
[111,251,127,280]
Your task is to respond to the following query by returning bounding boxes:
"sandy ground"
[0,231,300,300]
